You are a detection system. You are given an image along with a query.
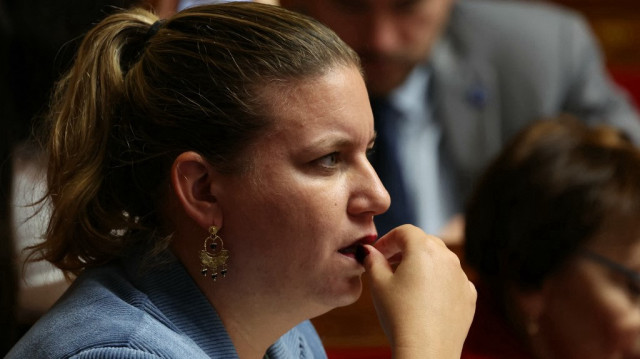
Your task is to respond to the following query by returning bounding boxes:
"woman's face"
[216,65,390,318]
[537,223,640,359]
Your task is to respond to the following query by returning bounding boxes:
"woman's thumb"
[360,244,393,284]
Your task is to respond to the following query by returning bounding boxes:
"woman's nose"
[348,160,391,217]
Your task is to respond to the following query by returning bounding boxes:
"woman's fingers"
[363,224,477,358]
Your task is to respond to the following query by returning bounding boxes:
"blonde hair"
[35,2,360,275]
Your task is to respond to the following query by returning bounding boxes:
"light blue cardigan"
[7,252,326,358]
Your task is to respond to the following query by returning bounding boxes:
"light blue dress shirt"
[387,64,457,234]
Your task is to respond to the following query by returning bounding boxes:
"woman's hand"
[362,224,476,359]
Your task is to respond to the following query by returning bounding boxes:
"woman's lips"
[360,234,377,245]
[355,245,368,264]
[338,244,359,256]
[338,244,369,265]
[338,235,377,261]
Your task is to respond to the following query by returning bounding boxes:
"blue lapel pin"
[466,83,488,109]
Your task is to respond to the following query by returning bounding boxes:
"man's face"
[281,0,454,97]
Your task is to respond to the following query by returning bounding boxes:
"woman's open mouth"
[338,244,359,257]
[338,244,368,264]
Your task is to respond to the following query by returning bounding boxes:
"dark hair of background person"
[0,0,142,355]
[464,117,640,307]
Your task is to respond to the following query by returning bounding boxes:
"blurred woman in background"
[463,117,640,359]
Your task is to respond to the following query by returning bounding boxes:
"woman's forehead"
[264,67,366,123]
[245,66,372,156]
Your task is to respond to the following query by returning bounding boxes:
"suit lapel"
[429,34,501,194]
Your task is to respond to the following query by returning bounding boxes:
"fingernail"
[355,244,369,265]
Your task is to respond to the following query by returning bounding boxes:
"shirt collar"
[388,64,432,124]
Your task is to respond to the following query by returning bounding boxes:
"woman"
[462,118,640,359]
[7,3,475,358]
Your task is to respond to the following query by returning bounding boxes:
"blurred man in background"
[280,0,640,240]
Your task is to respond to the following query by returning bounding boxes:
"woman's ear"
[511,284,549,336]
[171,151,223,229]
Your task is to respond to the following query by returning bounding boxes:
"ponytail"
[34,8,159,275]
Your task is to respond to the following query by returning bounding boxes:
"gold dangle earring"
[200,226,229,281]
[526,315,540,336]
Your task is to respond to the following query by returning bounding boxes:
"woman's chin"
[332,275,364,308]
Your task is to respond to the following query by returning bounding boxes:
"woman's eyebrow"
[300,136,351,152]
[297,132,377,156]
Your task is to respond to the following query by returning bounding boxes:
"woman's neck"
[169,230,323,358]
[205,280,308,359]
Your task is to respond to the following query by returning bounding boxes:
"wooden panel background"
[546,0,640,68]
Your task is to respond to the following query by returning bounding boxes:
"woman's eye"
[626,279,640,299]
[316,152,339,168]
